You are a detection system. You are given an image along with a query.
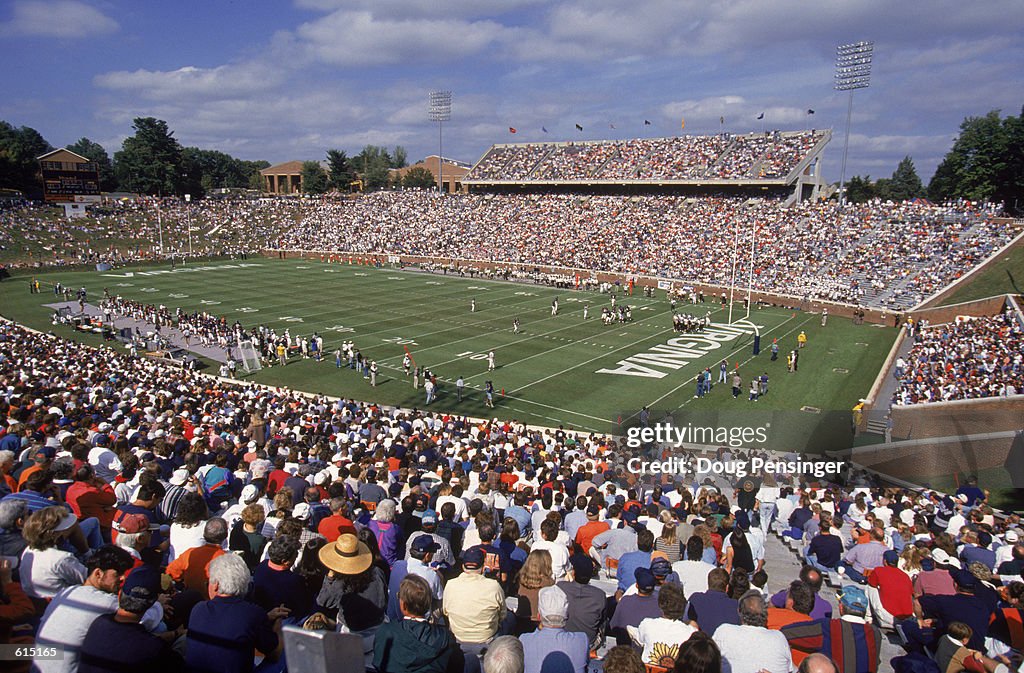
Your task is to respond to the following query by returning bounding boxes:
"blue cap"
[412,535,440,553]
[635,567,656,592]
[650,557,672,577]
[463,547,485,569]
[421,509,437,524]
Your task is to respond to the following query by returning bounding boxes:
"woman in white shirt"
[20,505,87,599]
[168,491,209,562]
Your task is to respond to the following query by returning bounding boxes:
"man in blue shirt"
[186,554,288,673]
[504,492,532,541]
[521,585,589,673]
[614,529,654,598]
[955,476,986,509]
[684,567,740,636]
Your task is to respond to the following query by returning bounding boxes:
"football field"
[1,258,899,452]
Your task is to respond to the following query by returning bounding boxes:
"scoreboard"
[40,158,100,202]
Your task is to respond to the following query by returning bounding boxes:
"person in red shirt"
[574,505,610,556]
[66,464,117,539]
[866,549,914,628]
[17,446,54,491]
[317,497,357,542]
[0,449,18,494]
[166,518,228,592]
[266,457,290,496]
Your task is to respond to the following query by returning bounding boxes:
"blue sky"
[2,0,1022,183]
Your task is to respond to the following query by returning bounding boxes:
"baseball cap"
[634,567,656,592]
[170,468,190,486]
[857,520,872,531]
[931,548,961,568]
[35,446,56,461]
[882,550,900,565]
[421,509,438,525]
[537,585,569,621]
[292,503,311,521]
[1006,529,1020,543]
[54,510,79,532]
[240,484,259,504]
[952,569,977,590]
[113,513,150,534]
[120,566,161,611]
[462,547,485,570]
[838,585,868,613]
[569,554,594,582]
[586,504,601,516]
[650,557,672,578]
[412,535,440,553]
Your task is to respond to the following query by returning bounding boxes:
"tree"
[113,117,184,195]
[391,146,408,169]
[927,109,1023,211]
[880,156,924,202]
[300,161,329,194]
[66,138,116,191]
[180,148,264,197]
[355,145,394,191]
[0,121,53,194]
[844,175,875,204]
[402,166,436,189]
[326,149,355,190]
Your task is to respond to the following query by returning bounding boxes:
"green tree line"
[844,106,1024,214]
[0,116,419,198]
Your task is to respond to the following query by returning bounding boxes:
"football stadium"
[2,4,1024,673]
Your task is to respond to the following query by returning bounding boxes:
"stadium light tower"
[835,41,873,207]
[429,91,452,194]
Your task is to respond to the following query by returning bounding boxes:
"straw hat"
[318,533,373,575]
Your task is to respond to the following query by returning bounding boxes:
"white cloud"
[295,10,506,65]
[94,63,284,102]
[0,0,117,38]
[293,0,546,19]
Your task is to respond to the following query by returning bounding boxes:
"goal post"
[237,340,262,374]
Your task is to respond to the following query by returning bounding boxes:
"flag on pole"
[757,112,764,120]
[509,127,517,133]
[720,116,725,125]
[644,119,651,126]
[542,126,549,133]
[807,109,815,115]
[609,123,616,129]
[575,123,584,131]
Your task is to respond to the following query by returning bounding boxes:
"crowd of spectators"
[463,131,826,183]
[1,315,1024,673]
[892,309,1024,405]
[0,188,1014,313]
[279,193,1010,310]
[0,198,307,270]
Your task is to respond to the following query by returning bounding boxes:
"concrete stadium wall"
[910,295,1010,325]
[845,430,1020,483]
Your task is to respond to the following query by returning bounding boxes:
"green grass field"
[0,258,898,452]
